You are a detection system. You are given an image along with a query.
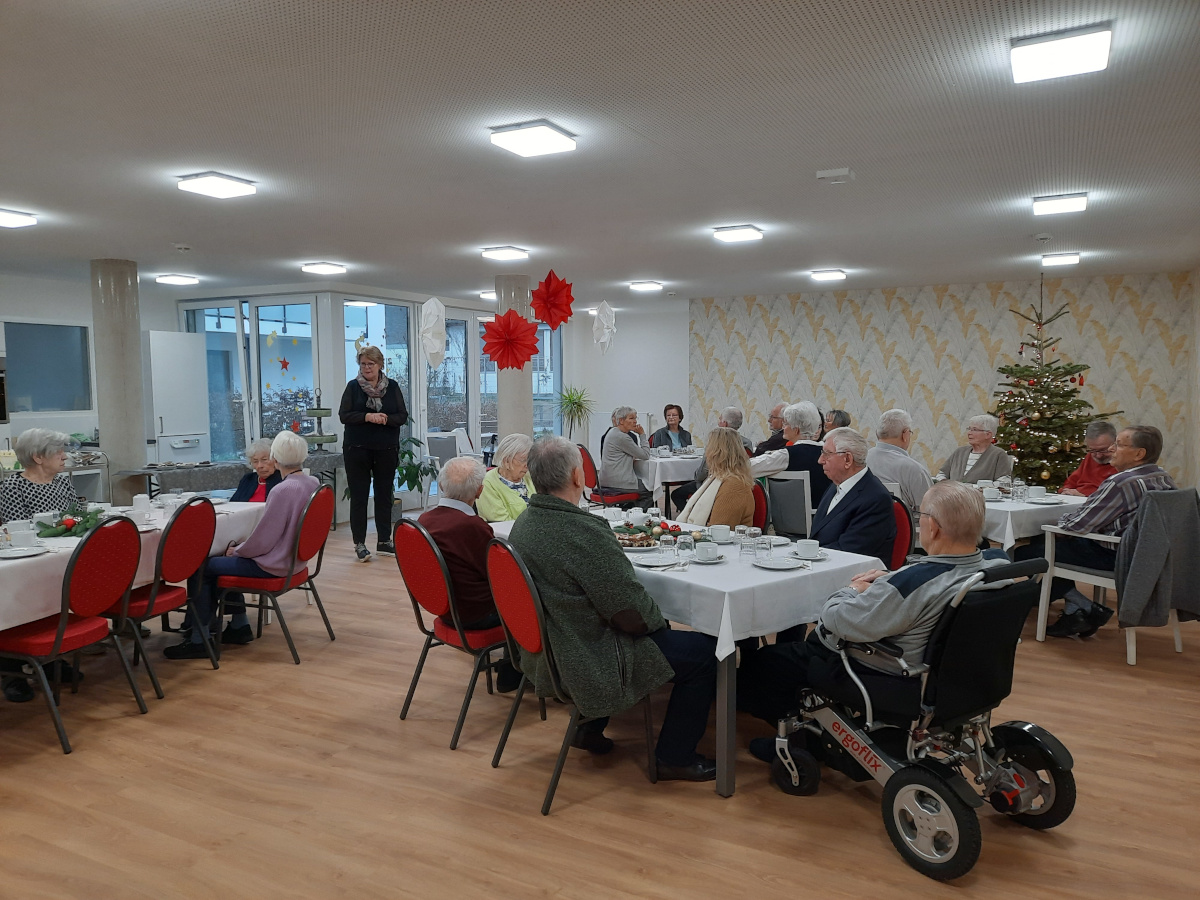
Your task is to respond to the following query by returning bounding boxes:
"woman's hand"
[224,541,239,557]
[366,412,388,425]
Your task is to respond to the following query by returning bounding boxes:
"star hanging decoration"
[530,269,575,330]
[266,329,277,347]
[482,309,540,370]
[279,357,290,372]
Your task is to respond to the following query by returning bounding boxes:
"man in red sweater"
[1060,421,1117,497]
[417,456,520,691]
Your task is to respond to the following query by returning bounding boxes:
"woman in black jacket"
[230,438,284,502]
[339,346,409,561]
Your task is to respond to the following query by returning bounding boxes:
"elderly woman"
[0,428,80,522]
[339,345,409,562]
[649,404,692,451]
[938,414,1013,484]
[749,401,833,507]
[164,432,319,659]
[600,406,651,499]
[477,433,536,522]
[821,408,851,439]
[677,427,755,528]
[230,438,282,503]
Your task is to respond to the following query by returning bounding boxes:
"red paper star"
[279,357,290,372]
[482,309,540,370]
[530,269,574,330]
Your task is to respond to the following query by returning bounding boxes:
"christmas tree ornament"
[1040,470,1051,480]
[1031,411,1041,420]
[1010,443,1019,450]
[1069,376,1076,383]
[1048,445,1058,453]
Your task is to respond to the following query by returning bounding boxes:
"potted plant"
[557,385,595,441]
[396,436,440,510]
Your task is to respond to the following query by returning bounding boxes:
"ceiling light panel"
[1042,253,1080,266]
[177,171,257,198]
[489,120,577,157]
[810,270,846,281]
[479,291,497,300]
[0,208,38,227]
[1033,192,1088,215]
[713,225,763,243]
[1011,26,1112,84]
[629,281,663,292]
[481,246,529,260]
[301,262,347,275]
[155,274,199,285]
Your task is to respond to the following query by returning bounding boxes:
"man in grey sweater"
[738,480,1011,725]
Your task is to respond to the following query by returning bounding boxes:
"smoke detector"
[1033,233,1052,244]
[173,243,192,252]
[817,168,855,184]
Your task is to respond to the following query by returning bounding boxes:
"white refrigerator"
[143,330,211,464]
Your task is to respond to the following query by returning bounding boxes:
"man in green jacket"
[510,436,718,782]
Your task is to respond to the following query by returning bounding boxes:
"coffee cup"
[10,530,37,548]
[603,508,624,522]
[977,480,994,489]
[795,539,820,559]
[1028,486,1047,499]
[132,493,152,512]
[709,524,731,543]
[983,487,1001,500]
[697,542,719,561]
[6,519,33,533]
[628,511,650,527]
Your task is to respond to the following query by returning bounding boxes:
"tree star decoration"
[482,309,540,370]
[531,269,575,330]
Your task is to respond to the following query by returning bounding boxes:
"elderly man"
[809,427,897,563]
[1016,425,1176,637]
[670,406,753,509]
[753,402,788,457]
[417,457,519,690]
[718,406,755,453]
[1060,421,1117,497]
[738,481,1010,734]
[600,406,652,503]
[509,436,719,781]
[865,408,932,513]
[749,401,832,509]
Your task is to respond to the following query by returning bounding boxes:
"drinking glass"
[1012,478,1028,502]
[676,535,695,563]
[647,507,661,519]
[658,534,676,561]
[754,536,774,563]
[734,525,749,547]
[740,527,761,561]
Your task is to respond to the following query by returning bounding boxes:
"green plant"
[556,385,595,440]
[397,436,441,493]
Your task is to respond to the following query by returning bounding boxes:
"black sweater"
[338,379,409,450]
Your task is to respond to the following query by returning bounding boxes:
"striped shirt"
[1057,464,1177,536]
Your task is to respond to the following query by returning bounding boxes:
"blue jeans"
[185,555,273,638]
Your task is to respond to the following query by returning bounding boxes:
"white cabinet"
[142,331,211,463]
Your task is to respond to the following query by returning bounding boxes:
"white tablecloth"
[984,495,1086,549]
[0,502,267,631]
[634,455,704,504]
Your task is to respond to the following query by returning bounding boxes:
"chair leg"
[308,582,336,641]
[109,634,148,714]
[1036,543,1055,642]
[1170,609,1183,653]
[186,600,220,670]
[266,594,301,664]
[492,675,528,768]
[539,696,547,720]
[641,696,657,784]
[450,653,488,750]
[29,656,72,754]
[49,658,62,706]
[543,708,582,816]
[128,620,165,700]
[1126,626,1137,666]
[484,650,494,695]
[400,634,434,720]
[70,650,81,695]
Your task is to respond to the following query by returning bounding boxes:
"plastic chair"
[0,516,147,753]
[393,518,509,749]
[104,497,219,697]
[577,443,641,508]
[486,538,656,815]
[214,485,336,664]
[751,482,768,531]
[1035,525,1119,643]
[890,499,914,570]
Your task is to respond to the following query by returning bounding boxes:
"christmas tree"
[991,277,1120,489]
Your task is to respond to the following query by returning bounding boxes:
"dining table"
[0,501,268,631]
[633,454,704,516]
[984,493,1085,550]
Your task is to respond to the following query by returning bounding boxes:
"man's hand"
[848,568,887,593]
[1060,488,1084,497]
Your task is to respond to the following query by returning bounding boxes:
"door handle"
[159,416,164,434]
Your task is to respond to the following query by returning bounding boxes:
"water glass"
[740,527,761,561]
[1012,478,1028,502]
[647,507,661,519]
[676,535,695,562]
[734,525,749,546]
[658,534,676,561]
[754,536,774,563]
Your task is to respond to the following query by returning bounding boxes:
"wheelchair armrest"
[1042,524,1122,545]
[842,637,904,658]
[981,559,1048,582]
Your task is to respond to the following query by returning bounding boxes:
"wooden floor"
[1,524,1197,899]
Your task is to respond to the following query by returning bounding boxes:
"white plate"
[1028,497,1065,505]
[136,524,160,533]
[752,557,809,571]
[621,544,660,553]
[0,546,50,559]
[770,536,791,546]
[691,555,726,565]
[710,537,734,545]
[209,497,229,505]
[790,549,830,562]
[631,556,683,568]
[985,497,1007,503]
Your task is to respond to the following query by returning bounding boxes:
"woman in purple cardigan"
[164,431,319,660]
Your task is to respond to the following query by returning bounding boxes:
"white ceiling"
[1,0,1197,309]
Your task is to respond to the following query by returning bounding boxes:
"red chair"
[214,484,336,664]
[486,537,656,815]
[394,518,509,749]
[105,497,219,697]
[577,443,641,508]
[890,499,914,570]
[0,516,147,753]
[752,482,769,531]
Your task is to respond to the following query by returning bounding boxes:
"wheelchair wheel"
[882,767,981,881]
[1003,745,1077,830]
[771,747,821,796]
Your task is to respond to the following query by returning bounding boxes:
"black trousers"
[737,631,838,725]
[1014,534,1116,607]
[344,445,399,545]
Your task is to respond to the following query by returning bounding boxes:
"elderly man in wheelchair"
[738,481,1076,880]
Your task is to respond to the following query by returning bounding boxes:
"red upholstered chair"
[105,497,219,697]
[215,484,336,664]
[486,537,656,815]
[577,443,641,508]
[891,498,914,570]
[0,516,147,753]
[752,482,769,531]
[393,518,508,749]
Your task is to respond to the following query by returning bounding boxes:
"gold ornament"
[1031,411,1041,421]
[1041,469,1051,480]
[1048,445,1059,453]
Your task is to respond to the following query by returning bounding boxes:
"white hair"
[922,481,985,544]
[826,426,870,466]
[438,456,485,501]
[246,438,274,460]
[612,405,636,422]
[13,428,70,468]
[968,414,999,434]
[270,431,309,468]
[494,433,533,470]
[719,406,744,430]
[528,436,582,494]
[876,409,913,440]
[783,401,822,440]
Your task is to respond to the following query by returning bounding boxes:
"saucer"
[1028,497,1065,505]
[790,549,830,562]
[692,555,726,565]
[632,556,683,568]
[0,546,50,559]
[753,557,808,571]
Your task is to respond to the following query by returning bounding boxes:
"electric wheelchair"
[768,559,1075,881]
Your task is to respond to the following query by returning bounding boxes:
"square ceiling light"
[1042,253,1080,267]
[810,270,846,281]
[481,246,529,261]
[1011,25,1112,83]
[713,225,763,243]
[1033,192,1088,215]
[0,208,38,228]
[479,290,497,300]
[177,171,257,198]
[490,120,577,157]
[629,281,663,292]
[301,262,347,275]
[155,274,199,285]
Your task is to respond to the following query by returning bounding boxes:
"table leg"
[715,653,736,797]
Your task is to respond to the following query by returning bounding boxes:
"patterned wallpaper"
[690,272,1195,484]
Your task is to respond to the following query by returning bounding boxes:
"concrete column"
[90,259,146,504]
[496,273,534,437]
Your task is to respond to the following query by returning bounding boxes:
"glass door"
[425,312,474,447]
[183,304,251,460]
[342,298,413,444]
[248,297,317,439]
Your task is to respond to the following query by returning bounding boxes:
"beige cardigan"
[938,444,1014,484]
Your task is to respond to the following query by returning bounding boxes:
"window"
[3,323,91,412]
[184,306,249,460]
[343,300,412,444]
[478,319,562,438]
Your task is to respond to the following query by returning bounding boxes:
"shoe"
[749,737,777,764]
[1078,603,1115,638]
[139,624,152,639]
[354,543,371,562]
[2,677,33,703]
[571,730,615,755]
[656,756,718,782]
[1045,610,1091,638]
[495,660,522,694]
[163,639,211,660]
[376,541,395,556]
[45,660,84,684]
[221,623,254,645]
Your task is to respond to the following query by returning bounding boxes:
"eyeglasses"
[818,449,851,460]
[917,511,939,525]
[966,427,991,434]
[1087,444,1115,457]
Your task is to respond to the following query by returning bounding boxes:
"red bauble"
[1010,443,1019,449]
[1069,376,1076,383]
[1007,390,1014,396]
[1028,379,1036,386]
